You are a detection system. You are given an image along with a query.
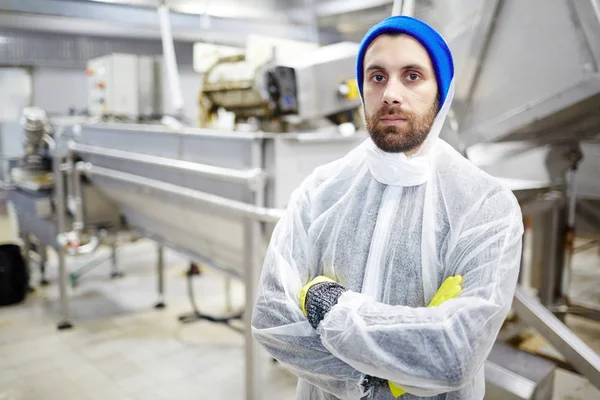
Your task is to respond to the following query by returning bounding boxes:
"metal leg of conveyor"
[110,243,124,279]
[56,248,72,330]
[155,244,166,309]
[225,277,233,312]
[21,233,33,291]
[39,244,49,286]
[245,217,262,400]
[54,153,73,330]
[513,286,600,391]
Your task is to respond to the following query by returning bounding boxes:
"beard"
[366,99,439,153]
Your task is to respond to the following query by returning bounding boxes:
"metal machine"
[425,0,600,319]
[413,0,600,398]
[6,1,600,399]
[87,53,162,120]
[198,36,362,132]
[7,36,368,399]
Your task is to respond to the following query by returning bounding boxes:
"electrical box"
[87,54,162,119]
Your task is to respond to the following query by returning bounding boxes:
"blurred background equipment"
[86,54,163,120]
[0,0,599,400]
[197,35,361,132]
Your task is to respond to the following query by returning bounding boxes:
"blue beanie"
[357,16,454,106]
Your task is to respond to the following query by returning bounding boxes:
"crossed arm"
[251,184,523,399]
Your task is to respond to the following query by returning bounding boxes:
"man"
[252,16,523,400]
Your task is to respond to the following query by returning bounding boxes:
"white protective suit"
[251,78,524,399]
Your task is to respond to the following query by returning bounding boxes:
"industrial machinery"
[197,36,362,132]
[413,0,600,398]
[87,53,163,120]
[7,32,368,399]
[422,0,600,318]
[6,108,126,295]
[6,1,600,399]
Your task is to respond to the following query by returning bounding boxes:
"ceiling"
[0,0,484,48]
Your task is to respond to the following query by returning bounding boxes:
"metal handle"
[69,141,265,189]
[82,163,284,224]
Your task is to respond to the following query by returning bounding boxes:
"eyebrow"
[365,63,428,73]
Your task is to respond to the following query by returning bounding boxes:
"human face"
[362,34,439,154]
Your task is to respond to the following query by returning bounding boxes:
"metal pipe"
[561,166,579,299]
[158,3,184,116]
[83,164,284,224]
[539,204,565,307]
[52,151,72,329]
[225,277,233,312]
[21,234,32,289]
[514,286,600,389]
[42,133,55,151]
[69,142,265,189]
[72,161,85,232]
[56,160,102,257]
[245,217,262,400]
[66,149,77,216]
[391,0,402,16]
[157,244,165,307]
[305,0,320,44]
[245,138,266,400]
[401,0,415,16]
[39,243,48,285]
[110,244,120,277]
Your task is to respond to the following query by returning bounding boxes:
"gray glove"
[305,281,346,330]
[362,375,388,397]
[305,282,387,397]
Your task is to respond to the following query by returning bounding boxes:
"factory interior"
[1,0,600,399]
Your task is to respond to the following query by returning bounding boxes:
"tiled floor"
[0,212,599,400]
[0,234,297,400]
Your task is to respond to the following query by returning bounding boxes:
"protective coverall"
[251,15,523,400]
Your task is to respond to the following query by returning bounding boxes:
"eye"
[371,74,386,83]
[405,73,421,82]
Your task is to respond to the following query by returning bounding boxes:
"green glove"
[388,275,463,398]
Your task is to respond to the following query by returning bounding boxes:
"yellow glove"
[388,275,463,398]
[300,275,337,316]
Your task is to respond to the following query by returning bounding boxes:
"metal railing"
[69,141,265,189]
[80,163,284,224]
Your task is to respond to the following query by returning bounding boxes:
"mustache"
[374,105,414,120]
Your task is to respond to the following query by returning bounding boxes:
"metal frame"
[460,76,600,146]
[453,0,504,123]
[63,140,282,399]
[83,164,282,223]
[514,286,600,390]
[454,0,600,147]
[50,146,600,398]
[70,142,265,188]
[53,151,72,330]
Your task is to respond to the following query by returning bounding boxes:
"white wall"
[160,65,203,126]
[0,68,32,121]
[31,65,202,125]
[32,67,88,116]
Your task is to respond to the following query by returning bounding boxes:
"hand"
[388,275,463,398]
[300,276,346,330]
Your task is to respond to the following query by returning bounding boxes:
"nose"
[382,78,404,106]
